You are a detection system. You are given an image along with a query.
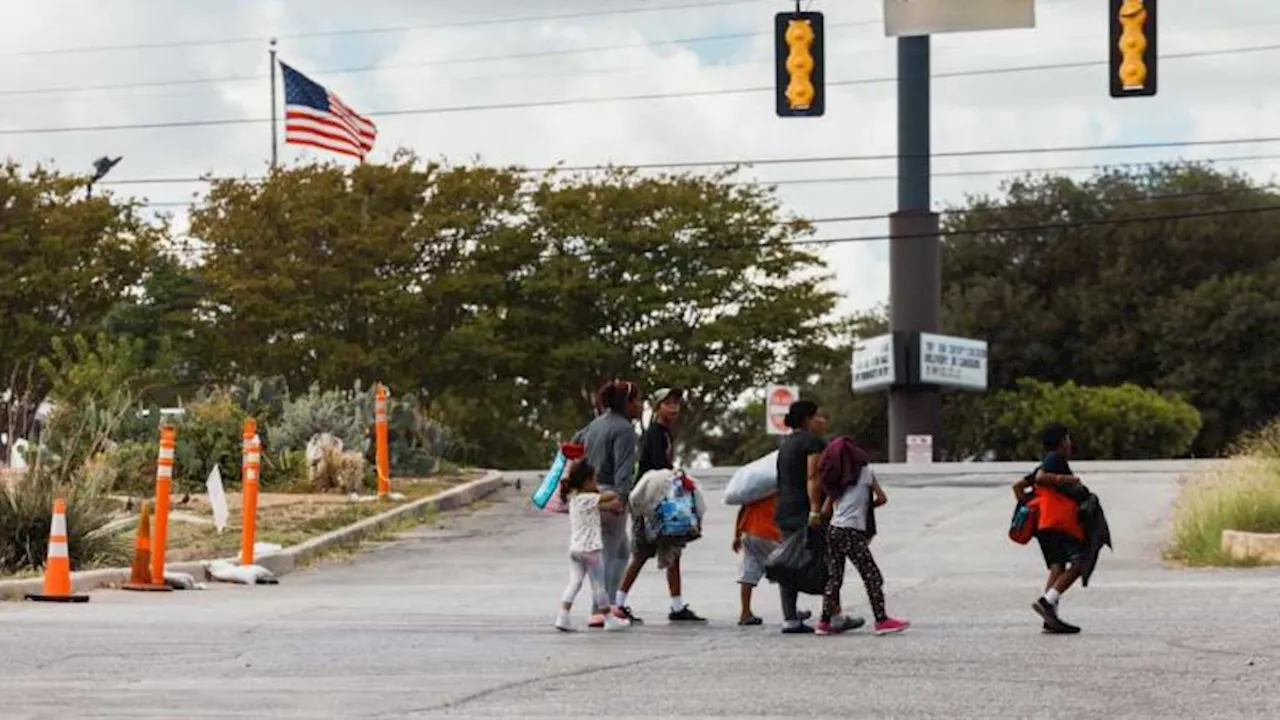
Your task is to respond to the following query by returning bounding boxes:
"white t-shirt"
[831,466,874,532]
[569,492,603,553]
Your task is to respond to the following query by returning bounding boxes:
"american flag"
[280,61,377,161]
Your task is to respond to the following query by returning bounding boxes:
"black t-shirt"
[774,430,828,533]
[638,422,673,476]
[1041,451,1072,477]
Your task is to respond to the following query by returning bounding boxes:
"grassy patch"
[116,472,477,563]
[1168,422,1280,566]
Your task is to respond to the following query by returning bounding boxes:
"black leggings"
[823,526,886,622]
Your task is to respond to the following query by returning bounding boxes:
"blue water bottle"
[532,450,567,510]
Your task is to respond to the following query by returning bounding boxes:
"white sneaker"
[604,614,631,631]
[555,613,574,632]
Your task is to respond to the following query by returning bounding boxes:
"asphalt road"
[1,469,1277,719]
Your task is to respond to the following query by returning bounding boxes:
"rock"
[1220,529,1280,564]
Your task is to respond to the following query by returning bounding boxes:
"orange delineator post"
[375,384,390,498]
[123,500,170,592]
[150,425,176,588]
[239,418,261,566]
[25,498,89,603]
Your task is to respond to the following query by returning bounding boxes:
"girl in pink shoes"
[555,451,631,632]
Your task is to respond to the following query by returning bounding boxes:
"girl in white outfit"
[556,458,631,632]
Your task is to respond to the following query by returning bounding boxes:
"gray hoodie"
[573,411,638,498]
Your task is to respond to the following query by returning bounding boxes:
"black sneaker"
[782,623,815,634]
[618,607,644,626]
[1032,599,1075,634]
[738,614,764,626]
[1042,619,1081,634]
[669,606,707,623]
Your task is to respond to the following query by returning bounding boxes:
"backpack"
[654,472,701,541]
[1008,470,1038,544]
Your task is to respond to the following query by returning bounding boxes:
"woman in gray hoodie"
[573,380,643,628]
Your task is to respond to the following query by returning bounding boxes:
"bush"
[950,378,1202,461]
[0,444,128,575]
[1168,420,1280,566]
[171,390,246,493]
[262,449,309,492]
[274,384,364,454]
[104,440,162,497]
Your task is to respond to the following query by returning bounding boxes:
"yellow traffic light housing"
[1110,0,1157,97]
[775,11,825,117]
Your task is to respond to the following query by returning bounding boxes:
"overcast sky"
[1,0,1276,318]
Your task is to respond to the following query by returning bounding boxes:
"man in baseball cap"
[612,386,707,624]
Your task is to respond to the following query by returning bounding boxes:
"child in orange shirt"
[732,495,813,626]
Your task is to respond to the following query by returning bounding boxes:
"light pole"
[87,156,122,199]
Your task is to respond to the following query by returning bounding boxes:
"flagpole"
[269,38,279,169]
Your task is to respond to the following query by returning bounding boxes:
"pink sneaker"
[587,614,606,628]
[875,617,910,635]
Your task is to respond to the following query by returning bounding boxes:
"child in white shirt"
[556,458,631,632]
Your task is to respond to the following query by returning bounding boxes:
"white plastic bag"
[206,465,229,533]
[723,451,779,506]
[205,559,279,585]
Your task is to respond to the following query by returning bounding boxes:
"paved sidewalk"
[0,471,1276,718]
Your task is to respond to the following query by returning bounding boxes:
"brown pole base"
[122,582,173,592]
[26,593,90,603]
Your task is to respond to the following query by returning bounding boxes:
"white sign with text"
[851,334,896,393]
[919,333,989,391]
[906,435,934,465]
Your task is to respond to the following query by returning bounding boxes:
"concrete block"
[1221,529,1280,564]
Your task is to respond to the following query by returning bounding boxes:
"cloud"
[1,0,1276,323]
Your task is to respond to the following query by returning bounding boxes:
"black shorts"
[1036,530,1085,569]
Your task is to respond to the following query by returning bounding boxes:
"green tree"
[514,168,838,455]
[941,163,1280,455]
[0,163,163,460]
[1151,260,1280,454]
[690,309,890,465]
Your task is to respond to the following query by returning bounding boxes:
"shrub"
[171,390,246,493]
[104,440,162,497]
[1168,419,1280,566]
[0,440,128,575]
[274,384,364,454]
[950,378,1202,461]
[262,449,309,492]
[388,391,459,476]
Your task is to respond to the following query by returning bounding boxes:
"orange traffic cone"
[122,501,170,592]
[25,498,89,603]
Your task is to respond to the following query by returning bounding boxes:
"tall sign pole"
[887,34,942,463]
[269,38,279,168]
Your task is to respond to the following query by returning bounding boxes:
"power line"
[161,203,1280,264]
[0,21,871,98]
[2,42,1276,136]
[95,143,1280,191]
[796,204,1280,247]
[0,0,780,59]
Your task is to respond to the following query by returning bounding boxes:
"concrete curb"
[0,470,505,601]
[1221,529,1280,564]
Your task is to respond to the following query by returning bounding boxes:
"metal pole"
[888,35,942,462]
[269,38,279,169]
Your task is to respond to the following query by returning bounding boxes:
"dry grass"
[113,471,479,563]
[1168,421,1280,566]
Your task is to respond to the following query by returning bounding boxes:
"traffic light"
[775,11,825,117]
[1110,0,1156,97]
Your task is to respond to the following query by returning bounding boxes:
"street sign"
[765,384,800,435]
[884,0,1035,37]
[919,333,989,391]
[906,434,934,464]
[851,333,896,393]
